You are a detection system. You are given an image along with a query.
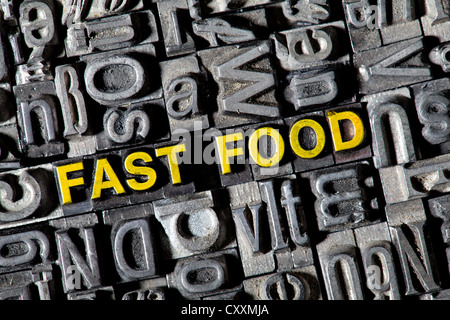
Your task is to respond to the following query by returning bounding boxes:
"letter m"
[214,42,280,118]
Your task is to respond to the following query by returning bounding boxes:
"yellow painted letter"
[327,111,365,151]
[155,144,186,185]
[290,119,326,159]
[125,152,157,191]
[249,127,285,167]
[91,158,126,199]
[56,162,85,205]
[214,133,244,174]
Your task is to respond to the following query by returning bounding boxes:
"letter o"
[248,127,285,167]
[289,119,326,159]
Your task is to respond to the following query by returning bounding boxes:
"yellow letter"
[289,119,326,159]
[214,132,244,174]
[56,162,84,205]
[155,144,186,185]
[249,127,285,167]
[327,111,365,151]
[91,158,126,199]
[125,152,157,191]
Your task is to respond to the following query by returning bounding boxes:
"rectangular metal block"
[353,37,433,95]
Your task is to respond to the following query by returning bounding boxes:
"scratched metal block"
[386,200,441,296]
[316,229,365,300]
[0,265,55,300]
[13,81,65,158]
[243,266,322,300]
[156,0,196,57]
[421,0,450,43]
[102,203,158,282]
[80,44,163,107]
[301,161,380,232]
[284,111,335,173]
[228,177,313,277]
[363,87,417,169]
[65,10,159,57]
[202,0,272,15]
[49,213,102,293]
[420,289,450,300]
[353,223,401,300]
[192,9,267,49]
[325,103,372,164]
[197,40,281,129]
[379,154,450,204]
[354,37,433,95]
[95,99,169,152]
[153,191,235,260]
[272,21,350,71]
[0,164,62,230]
[411,78,450,155]
[0,223,55,275]
[342,0,382,53]
[166,248,243,299]
[67,286,115,300]
[56,0,144,25]
[266,0,331,30]
[428,194,450,280]
[160,55,210,133]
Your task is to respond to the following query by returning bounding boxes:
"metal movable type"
[354,37,432,95]
[53,157,94,217]
[160,55,209,133]
[272,21,349,71]
[430,42,450,73]
[166,249,243,299]
[354,223,401,300]
[121,287,165,300]
[153,191,234,260]
[411,78,450,154]
[0,265,54,300]
[325,104,371,164]
[197,40,280,129]
[19,0,59,62]
[0,229,51,273]
[50,214,101,293]
[156,0,196,57]
[364,88,417,169]
[285,111,334,173]
[67,286,115,300]
[266,0,330,29]
[202,0,272,15]
[0,123,21,171]
[57,0,144,25]
[246,121,293,181]
[65,10,159,57]
[103,204,157,282]
[243,266,321,300]
[192,9,267,49]
[428,194,450,277]
[342,0,382,53]
[317,230,365,300]
[15,60,53,84]
[301,161,380,232]
[95,99,168,152]
[0,164,62,229]
[81,44,162,107]
[14,81,65,158]
[1,0,14,21]
[54,64,97,158]
[420,289,450,300]
[153,140,196,198]
[284,71,338,111]
[379,154,450,204]
[421,0,450,43]
[386,200,440,296]
[228,177,312,277]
